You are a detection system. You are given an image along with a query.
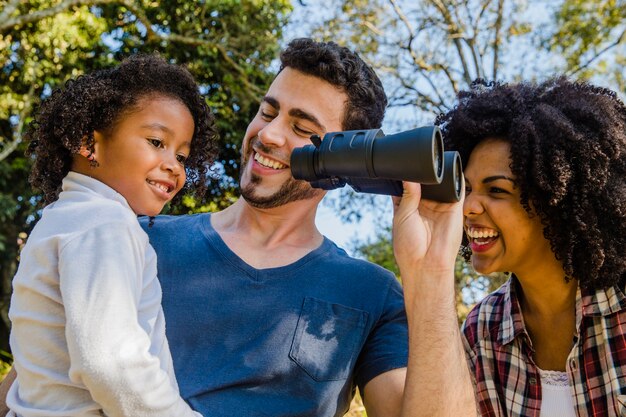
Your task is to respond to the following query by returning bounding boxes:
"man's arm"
[392,181,476,416]
[0,366,16,416]
[362,368,406,417]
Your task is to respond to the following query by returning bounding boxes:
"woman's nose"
[463,191,484,217]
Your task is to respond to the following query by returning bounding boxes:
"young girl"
[439,78,626,416]
[7,54,217,416]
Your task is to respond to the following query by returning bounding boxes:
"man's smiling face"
[239,67,348,209]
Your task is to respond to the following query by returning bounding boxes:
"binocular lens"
[421,151,463,203]
[291,127,444,184]
[290,126,462,203]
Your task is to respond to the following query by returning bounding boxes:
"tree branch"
[457,0,482,81]
[492,0,504,80]
[0,0,118,33]
[428,0,473,86]
[0,0,22,26]
[435,63,459,95]
[0,87,36,163]
[1,0,265,97]
[117,0,160,41]
[567,28,626,76]
[160,33,265,96]
[389,0,415,39]
[393,75,446,112]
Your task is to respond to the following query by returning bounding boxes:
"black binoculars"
[290,126,462,202]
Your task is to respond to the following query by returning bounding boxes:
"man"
[0,39,475,416]
[144,38,474,416]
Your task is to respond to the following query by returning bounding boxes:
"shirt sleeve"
[353,277,409,392]
[460,320,478,371]
[59,222,202,417]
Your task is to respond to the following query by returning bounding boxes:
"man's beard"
[240,171,321,209]
[239,138,321,209]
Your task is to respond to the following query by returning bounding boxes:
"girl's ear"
[78,133,101,167]
[78,146,92,159]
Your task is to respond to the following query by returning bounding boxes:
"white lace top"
[538,368,576,417]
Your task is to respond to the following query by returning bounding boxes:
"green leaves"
[548,0,625,89]
[0,0,292,350]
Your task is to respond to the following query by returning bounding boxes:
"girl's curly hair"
[437,77,626,291]
[27,53,219,205]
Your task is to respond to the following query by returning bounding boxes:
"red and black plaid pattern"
[462,277,626,417]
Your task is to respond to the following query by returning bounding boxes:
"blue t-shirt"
[141,213,408,417]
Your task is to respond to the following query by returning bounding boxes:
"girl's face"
[89,95,195,216]
[463,138,553,276]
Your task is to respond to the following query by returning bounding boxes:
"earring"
[86,151,99,168]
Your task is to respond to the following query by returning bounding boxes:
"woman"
[437,77,626,416]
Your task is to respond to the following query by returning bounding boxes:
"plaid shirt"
[462,276,626,417]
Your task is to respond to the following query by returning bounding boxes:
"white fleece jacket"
[7,172,201,417]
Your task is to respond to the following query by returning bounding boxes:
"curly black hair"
[27,53,219,205]
[437,77,626,290]
[279,38,387,131]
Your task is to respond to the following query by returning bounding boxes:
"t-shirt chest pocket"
[289,297,368,381]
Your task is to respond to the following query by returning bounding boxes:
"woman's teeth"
[466,227,499,239]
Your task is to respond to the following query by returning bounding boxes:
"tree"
[547,0,626,91]
[290,0,541,125]
[286,0,625,320]
[287,0,534,315]
[0,0,292,352]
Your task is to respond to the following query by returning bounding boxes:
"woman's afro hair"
[437,77,626,291]
[27,53,219,205]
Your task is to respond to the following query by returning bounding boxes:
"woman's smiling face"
[463,138,553,276]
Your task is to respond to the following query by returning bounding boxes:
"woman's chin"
[470,257,498,276]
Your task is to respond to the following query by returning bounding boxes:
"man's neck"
[210,198,325,269]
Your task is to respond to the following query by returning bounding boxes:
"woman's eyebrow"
[482,175,515,184]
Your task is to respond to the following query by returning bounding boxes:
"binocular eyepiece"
[290,126,463,202]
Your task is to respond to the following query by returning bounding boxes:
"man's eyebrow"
[288,108,325,131]
[263,96,280,109]
[482,175,515,184]
[263,95,325,131]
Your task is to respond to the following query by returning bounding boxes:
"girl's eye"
[176,154,188,165]
[148,138,164,148]
[464,186,472,195]
[490,186,507,194]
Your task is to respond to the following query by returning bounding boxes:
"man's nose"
[258,118,288,148]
